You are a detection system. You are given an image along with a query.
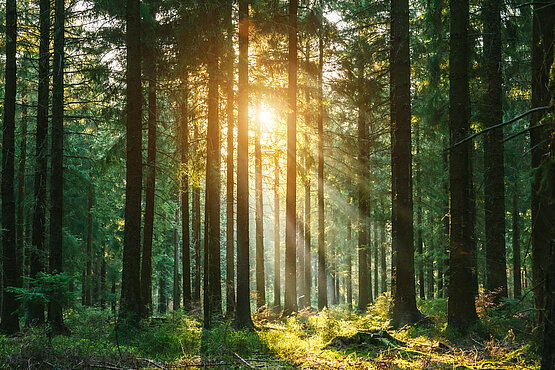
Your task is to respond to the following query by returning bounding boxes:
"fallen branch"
[233,353,254,368]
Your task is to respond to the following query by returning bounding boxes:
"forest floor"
[0,294,542,369]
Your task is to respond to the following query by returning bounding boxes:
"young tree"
[234,0,254,328]
[120,0,143,320]
[390,0,421,328]
[482,0,507,298]
[447,0,478,331]
[0,0,20,335]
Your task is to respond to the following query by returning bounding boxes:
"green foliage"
[7,272,75,312]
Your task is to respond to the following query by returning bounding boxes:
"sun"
[259,108,273,130]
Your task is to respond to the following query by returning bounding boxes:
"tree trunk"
[255,99,266,308]
[234,0,253,328]
[121,0,143,321]
[512,190,521,298]
[85,181,93,306]
[48,0,66,332]
[297,204,305,307]
[380,219,387,294]
[141,26,157,316]
[390,0,421,328]
[159,264,167,315]
[181,79,191,309]
[447,0,478,331]
[224,0,235,317]
[1,0,20,334]
[284,0,298,316]
[100,245,106,309]
[174,204,181,310]
[29,0,50,326]
[373,220,379,300]
[317,1,327,311]
[192,125,201,302]
[16,88,28,290]
[304,133,312,309]
[531,1,554,330]
[274,156,281,309]
[347,186,353,308]
[483,0,507,298]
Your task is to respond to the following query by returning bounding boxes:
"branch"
[445,105,552,152]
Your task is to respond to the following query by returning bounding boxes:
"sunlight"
[259,108,274,131]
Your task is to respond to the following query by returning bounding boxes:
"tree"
[274,155,281,309]
[482,0,507,298]
[255,99,266,308]
[234,0,254,329]
[390,0,421,328]
[0,0,20,335]
[48,0,66,333]
[447,0,478,331]
[181,75,191,309]
[29,0,51,326]
[284,0,298,316]
[120,0,143,321]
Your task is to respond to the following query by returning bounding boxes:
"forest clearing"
[1,0,553,368]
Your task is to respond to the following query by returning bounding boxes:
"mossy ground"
[0,294,540,369]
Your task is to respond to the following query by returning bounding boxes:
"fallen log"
[324,330,406,351]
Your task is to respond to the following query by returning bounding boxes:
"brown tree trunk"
[512,190,521,299]
[380,219,387,294]
[274,156,281,309]
[1,0,20,334]
[192,125,201,302]
[121,0,143,320]
[347,185,353,307]
[284,0,298,316]
[181,76,191,309]
[304,133,312,308]
[447,0,478,330]
[390,0,421,328]
[255,99,266,308]
[86,181,94,306]
[173,204,181,310]
[16,88,28,290]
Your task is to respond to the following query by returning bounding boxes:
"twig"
[445,105,552,151]
[470,338,485,348]
[233,353,254,368]
[138,358,165,369]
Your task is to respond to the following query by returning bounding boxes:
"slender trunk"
[317,2,327,310]
[86,182,93,306]
[427,215,435,300]
[121,0,143,320]
[225,0,236,316]
[380,219,387,294]
[284,0,298,316]
[373,219,379,300]
[100,245,106,309]
[512,190,521,298]
[181,74,191,309]
[48,0,66,331]
[234,0,253,328]
[304,133,312,309]
[141,42,157,317]
[416,122,424,300]
[440,145,449,298]
[483,0,507,298]
[390,0,420,328]
[255,99,266,308]
[192,125,201,302]
[29,0,50,326]
[16,88,28,290]
[159,264,167,314]
[274,156,281,309]
[530,1,554,329]
[297,203,305,307]
[174,204,181,310]
[347,188,353,307]
[447,0,478,330]
[1,0,19,334]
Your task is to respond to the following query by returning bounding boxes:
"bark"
[255,99,266,308]
[1,0,20,334]
[416,122,425,300]
[284,0,298,316]
[483,0,507,298]
[85,181,93,306]
[531,1,554,330]
[192,125,201,302]
[274,156,281,309]
[159,264,167,314]
[234,0,253,328]
[512,190,521,298]
[16,88,28,290]
[304,133,312,309]
[373,220,379,299]
[317,1,327,310]
[100,245,106,309]
[347,189,353,308]
[29,0,50,326]
[121,0,143,320]
[48,0,66,332]
[297,205,305,307]
[181,79,191,309]
[390,0,421,328]
[224,0,235,317]
[173,204,181,310]
[447,0,478,330]
[380,219,387,294]
[141,31,157,317]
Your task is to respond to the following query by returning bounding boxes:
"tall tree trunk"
[380,219,387,294]
[512,190,521,299]
[440,145,449,298]
[181,78,191,309]
[447,0,478,330]
[1,0,20,334]
[234,0,253,328]
[483,0,507,298]
[373,220,379,300]
[16,88,28,290]
[284,0,298,316]
[347,199,353,308]
[416,121,425,300]
[174,204,181,310]
[100,245,106,309]
[159,263,167,315]
[29,0,50,326]
[317,1,327,310]
[530,1,554,330]
[204,1,222,327]
[85,182,93,306]
[192,125,201,302]
[141,24,157,316]
[304,133,312,309]
[297,203,305,307]
[274,156,281,309]
[121,0,143,320]
[48,0,66,332]
[224,0,236,317]
[255,99,266,308]
[390,0,421,328]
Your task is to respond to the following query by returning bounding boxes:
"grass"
[0,294,541,369]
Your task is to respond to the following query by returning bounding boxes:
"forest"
[0,0,554,368]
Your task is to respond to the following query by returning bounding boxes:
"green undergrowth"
[0,294,541,369]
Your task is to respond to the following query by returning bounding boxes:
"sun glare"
[259,109,273,130]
